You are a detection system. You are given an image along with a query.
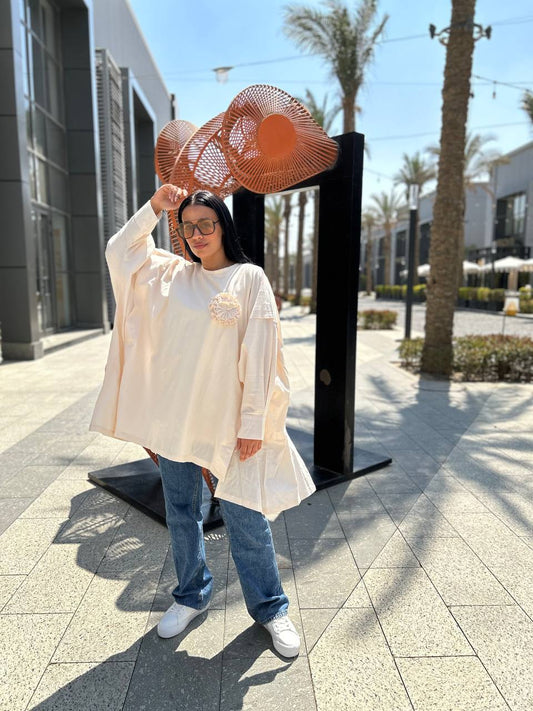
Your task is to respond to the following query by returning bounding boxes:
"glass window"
[48,165,68,212]
[29,0,43,40]
[31,36,46,109]
[20,21,31,97]
[42,1,59,57]
[46,116,66,167]
[33,105,46,155]
[28,154,37,200]
[51,212,69,271]
[46,56,63,121]
[25,97,33,148]
[35,157,49,204]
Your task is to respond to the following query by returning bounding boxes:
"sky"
[127,0,532,213]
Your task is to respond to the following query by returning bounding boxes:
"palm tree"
[283,0,388,132]
[282,194,293,298]
[296,89,341,133]
[369,190,403,286]
[521,90,533,125]
[361,209,377,294]
[427,131,507,288]
[421,0,478,376]
[265,196,284,290]
[393,152,436,284]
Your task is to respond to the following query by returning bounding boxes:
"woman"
[90,183,316,658]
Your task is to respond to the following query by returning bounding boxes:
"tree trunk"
[365,233,373,295]
[310,189,319,313]
[421,0,476,376]
[294,191,307,305]
[342,90,356,133]
[384,227,391,286]
[283,195,292,298]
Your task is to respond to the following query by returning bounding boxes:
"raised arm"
[105,184,187,301]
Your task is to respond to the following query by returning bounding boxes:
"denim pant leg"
[212,475,289,625]
[158,456,213,610]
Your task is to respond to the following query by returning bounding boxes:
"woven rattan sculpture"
[221,84,338,194]
[154,119,197,184]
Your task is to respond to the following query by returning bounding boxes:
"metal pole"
[405,185,419,340]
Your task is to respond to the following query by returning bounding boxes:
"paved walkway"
[0,306,532,710]
[359,295,533,338]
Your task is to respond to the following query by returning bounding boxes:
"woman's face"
[181,204,226,264]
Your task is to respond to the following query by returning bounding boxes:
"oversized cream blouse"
[89,201,316,515]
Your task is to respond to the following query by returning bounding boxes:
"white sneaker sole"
[157,604,210,639]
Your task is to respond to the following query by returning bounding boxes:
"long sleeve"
[237,271,279,440]
[105,200,163,302]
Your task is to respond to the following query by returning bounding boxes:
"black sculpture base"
[88,429,391,529]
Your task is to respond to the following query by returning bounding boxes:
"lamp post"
[405,184,419,340]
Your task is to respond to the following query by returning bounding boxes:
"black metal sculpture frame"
[89,132,391,527]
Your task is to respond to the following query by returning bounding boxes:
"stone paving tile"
[339,512,398,569]
[451,605,533,711]
[122,611,223,711]
[342,578,373,607]
[0,575,25,611]
[220,656,316,711]
[0,612,72,711]
[18,480,94,520]
[290,538,360,609]
[0,464,67,500]
[51,571,159,663]
[0,518,64,575]
[376,492,423,524]
[473,492,533,536]
[489,561,533,618]
[284,489,345,539]
[364,567,472,657]
[396,656,508,711]
[3,546,97,614]
[369,530,420,568]
[327,477,388,513]
[398,496,459,539]
[444,512,533,569]
[308,607,412,711]
[407,537,514,606]
[0,497,33,536]
[299,608,340,653]
[26,661,134,711]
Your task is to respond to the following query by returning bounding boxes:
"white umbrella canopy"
[417,263,430,277]
[520,258,533,272]
[492,256,525,272]
[462,260,481,274]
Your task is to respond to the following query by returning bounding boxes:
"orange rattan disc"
[221,84,338,194]
[154,120,197,183]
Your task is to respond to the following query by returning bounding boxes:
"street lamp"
[404,184,419,340]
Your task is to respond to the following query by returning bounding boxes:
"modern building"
[1,0,173,360]
[362,141,533,287]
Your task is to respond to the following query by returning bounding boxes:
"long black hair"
[177,190,252,265]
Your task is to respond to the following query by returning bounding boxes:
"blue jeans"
[157,456,289,625]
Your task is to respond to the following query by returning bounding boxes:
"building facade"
[362,141,532,288]
[0,0,173,359]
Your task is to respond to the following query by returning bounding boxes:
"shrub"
[358,309,398,329]
[476,287,491,302]
[413,284,427,301]
[398,335,533,382]
[398,338,424,367]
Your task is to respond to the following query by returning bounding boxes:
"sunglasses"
[177,219,220,240]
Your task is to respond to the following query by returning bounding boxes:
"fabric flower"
[208,292,241,326]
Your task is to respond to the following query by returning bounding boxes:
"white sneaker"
[263,615,300,657]
[157,601,210,639]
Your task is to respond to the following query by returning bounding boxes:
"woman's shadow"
[32,487,297,710]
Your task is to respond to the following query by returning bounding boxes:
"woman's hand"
[150,184,188,215]
[236,438,263,462]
